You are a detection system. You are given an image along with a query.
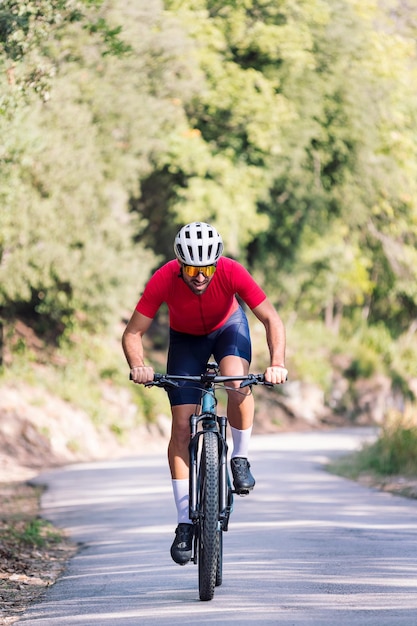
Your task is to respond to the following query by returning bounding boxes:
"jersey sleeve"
[135,266,168,318]
[230,260,267,309]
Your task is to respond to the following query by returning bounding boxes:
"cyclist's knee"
[171,404,193,441]
[171,421,189,443]
[226,385,252,404]
[219,355,249,376]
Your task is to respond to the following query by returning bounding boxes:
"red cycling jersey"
[135,257,266,335]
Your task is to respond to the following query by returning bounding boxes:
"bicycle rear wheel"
[198,431,219,601]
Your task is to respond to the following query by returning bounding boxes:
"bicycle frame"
[188,373,232,537]
[143,367,268,536]
[139,367,270,600]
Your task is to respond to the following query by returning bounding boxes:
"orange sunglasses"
[183,264,217,278]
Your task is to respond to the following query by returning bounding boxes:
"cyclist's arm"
[122,310,155,383]
[251,298,287,384]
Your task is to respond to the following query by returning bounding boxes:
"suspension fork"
[188,413,231,529]
[189,385,219,522]
[217,414,230,529]
[189,412,201,522]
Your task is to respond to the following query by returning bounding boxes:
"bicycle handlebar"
[143,372,271,389]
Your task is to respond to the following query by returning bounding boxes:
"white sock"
[230,425,253,459]
[172,478,192,524]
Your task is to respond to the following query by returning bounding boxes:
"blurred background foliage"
[1,0,417,437]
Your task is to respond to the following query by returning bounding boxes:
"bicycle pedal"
[233,488,250,496]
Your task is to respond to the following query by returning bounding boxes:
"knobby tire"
[198,431,219,601]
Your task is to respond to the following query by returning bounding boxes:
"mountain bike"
[144,363,272,601]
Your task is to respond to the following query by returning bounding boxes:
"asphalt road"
[18,428,417,626]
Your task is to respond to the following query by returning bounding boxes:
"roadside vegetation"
[329,406,417,498]
[0,483,77,625]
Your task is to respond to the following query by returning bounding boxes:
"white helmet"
[174,222,224,266]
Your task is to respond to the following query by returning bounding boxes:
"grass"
[0,481,77,622]
[329,406,417,480]
[7,518,61,549]
[0,484,62,551]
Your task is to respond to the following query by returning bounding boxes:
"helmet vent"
[176,244,184,260]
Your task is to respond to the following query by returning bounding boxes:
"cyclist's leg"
[168,404,195,480]
[169,404,196,565]
[166,330,212,481]
[219,354,254,428]
[213,306,254,433]
[213,307,256,491]
[166,330,213,563]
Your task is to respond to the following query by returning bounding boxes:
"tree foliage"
[133,0,417,347]
[1,0,417,380]
[0,0,188,335]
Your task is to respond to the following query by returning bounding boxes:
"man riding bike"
[122,222,287,565]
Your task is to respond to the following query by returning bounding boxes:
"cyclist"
[122,222,287,565]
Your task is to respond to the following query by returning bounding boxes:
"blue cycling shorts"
[166,306,252,406]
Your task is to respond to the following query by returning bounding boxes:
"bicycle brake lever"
[239,376,274,389]
[163,380,180,389]
[239,377,259,389]
[155,376,180,389]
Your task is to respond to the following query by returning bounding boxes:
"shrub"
[332,406,417,478]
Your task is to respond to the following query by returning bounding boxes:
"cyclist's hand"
[130,365,154,384]
[264,365,288,385]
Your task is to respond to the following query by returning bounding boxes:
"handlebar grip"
[239,374,285,389]
[129,372,158,385]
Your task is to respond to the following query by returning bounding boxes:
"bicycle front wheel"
[198,430,219,601]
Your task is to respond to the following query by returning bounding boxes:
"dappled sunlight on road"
[21,430,417,626]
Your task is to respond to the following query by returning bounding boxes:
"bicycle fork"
[189,413,233,529]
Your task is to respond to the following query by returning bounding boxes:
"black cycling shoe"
[231,457,256,494]
[170,523,194,565]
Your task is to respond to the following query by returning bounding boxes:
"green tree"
[0,0,188,340]
[241,0,417,337]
